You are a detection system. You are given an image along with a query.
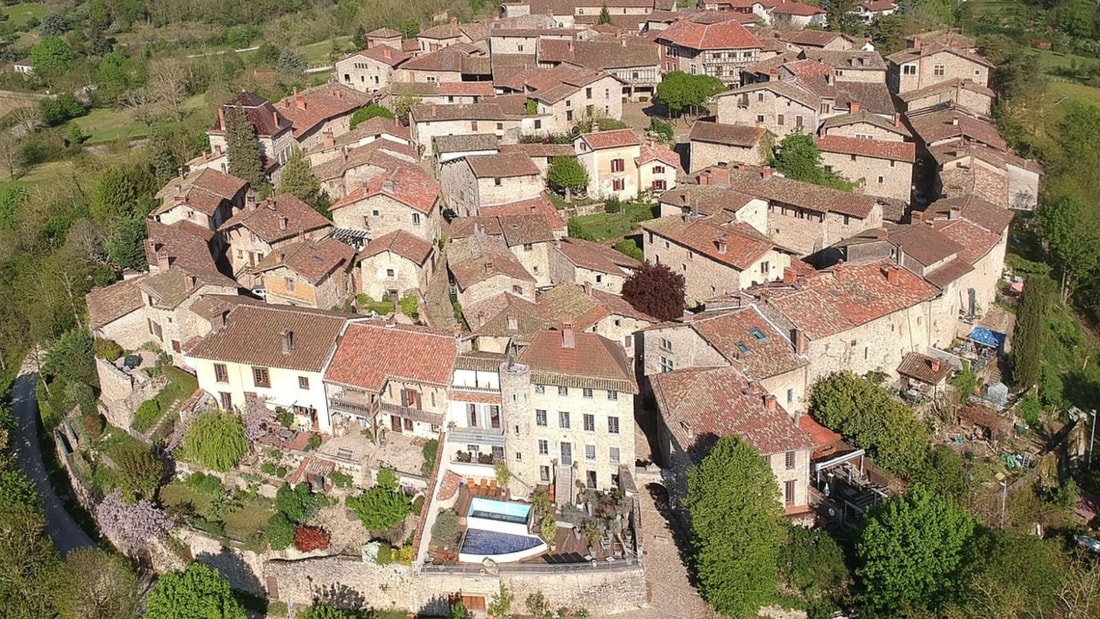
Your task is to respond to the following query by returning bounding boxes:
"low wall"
[558,202,606,219]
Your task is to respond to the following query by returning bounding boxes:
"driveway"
[9,370,94,556]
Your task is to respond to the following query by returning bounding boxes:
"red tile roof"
[478,193,565,233]
[555,237,641,275]
[188,304,347,371]
[635,141,682,168]
[642,216,776,270]
[577,129,641,150]
[331,165,440,214]
[765,259,940,339]
[653,366,815,456]
[772,1,826,15]
[816,135,916,163]
[219,195,333,244]
[448,234,535,290]
[908,107,1006,150]
[357,45,409,67]
[897,352,952,384]
[466,153,540,178]
[516,329,638,393]
[798,414,842,448]
[888,224,961,267]
[324,321,458,391]
[701,166,879,219]
[276,85,374,139]
[656,18,762,51]
[253,237,355,284]
[681,305,807,380]
[211,92,293,138]
[782,59,835,77]
[689,121,768,148]
[87,275,146,330]
[931,218,1003,265]
[358,230,434,265]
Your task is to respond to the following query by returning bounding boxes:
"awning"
[968,326,1006,348]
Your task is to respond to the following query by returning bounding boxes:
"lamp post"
[1000,480,1007,530]
[1090,410,1097,471]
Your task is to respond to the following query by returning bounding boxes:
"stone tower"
[500,342,535,498]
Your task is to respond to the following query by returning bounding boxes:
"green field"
[297,36,352,67]
[70,93,206,144]
[1049,80,1100,108]
[3,2,49,29]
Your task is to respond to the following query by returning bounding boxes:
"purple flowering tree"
[96,491,174,554]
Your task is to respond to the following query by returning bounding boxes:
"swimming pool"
[459,529,547,564]
[468,498,531,525]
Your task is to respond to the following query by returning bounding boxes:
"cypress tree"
[1012,276,1055,390]
[225,105,266,188]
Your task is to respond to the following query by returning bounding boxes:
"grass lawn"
[298,36,352,67]
[71,94,206,145]
[160,481,215,514]
[1049,80,1100,108]
[3,3,48,29]
[1032,49,1100,74]
[222,496,276,541]
[155,365,199,412]
[0,160,76,192]
[568,201,659,242]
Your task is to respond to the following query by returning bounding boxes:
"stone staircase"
[555,464,574,510]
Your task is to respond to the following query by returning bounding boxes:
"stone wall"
[96,357,167,431]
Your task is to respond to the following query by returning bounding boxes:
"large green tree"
[30,36,75,75]
[773,131,853,191]
[0,505,65,619]
[58,548,142,619]
[943,530,1065,619]
[112,442,163,503]
[225,106,266,188]
[275,148,323,212]
[547,156,589,202]
[778,526,851,614]
[656,71,725,117]
[145,563,246,619]
[1011,276,1056,390]
[182,410,248,472]
[1036,194,1100,302]
[687,435,785,618]
[346,471,412,532]
[856,485,975,616]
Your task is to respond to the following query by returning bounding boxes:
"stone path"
[422,246,458,331]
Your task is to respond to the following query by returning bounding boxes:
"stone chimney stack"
[281,330,294,354]
[716,234,728,254]
[850,100,861,113]
[762,166,773,181]
[792,328,806,355]
[884,264,901,285]
[764,394,777,411]
[561,321,575,349]
[279,216,289,231]
[156,251,171,272]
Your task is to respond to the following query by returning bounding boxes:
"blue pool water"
[462,529,544,555]
[468,497,531,525]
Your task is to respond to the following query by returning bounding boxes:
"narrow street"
[9,369,94,556]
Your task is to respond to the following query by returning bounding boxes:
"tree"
[656,71,725,117]
[353,25,368,50]
[1036,194,1100,302]
[687,435,785,618]
[30,37,75,75]
[182,410,248,472]
[265,513,295,550]
[0,505,65,619]
[546,156,589,202]
[0,467,37,513]
[107,216,149,270]
[275,149,323,211]
[825,0,859,35]
[39,93,85,126]
[393,94,422,119]
[225,106,266,188]
[275,482,320,523]
[145,563,246,619]
[917,446,971,506]
[400,18,420,40]
[113,442,163,503]
[943,530,1064,619]
[598,4,612,24]
[773,131,853,191]
[621,261,685,321]
[43,329,97,387]
[487,582,514,618]
[39,14,69,36]
[276,49,305,75]
[856,485,975,615]
[90,167,141,223]
[348,104,395,130]
[778,526,850,615]
[58,548,142,619]
[1011,276,1056,390]
[346,481,411,532]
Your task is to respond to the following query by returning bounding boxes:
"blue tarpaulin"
[968,326,1006,348]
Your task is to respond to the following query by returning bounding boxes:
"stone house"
[274,85,374,152]
[329,165,442,243]
[219,194,335,286]
[417,19,489,52]
[896,351,952,398]
[535,37,662,99]
[536,283,657,360]
[306,117,415,168]
[505,327,639,495]
[488,27,571,56]
[688,121,769,171]
[816,135,915,202]
[642,212,792,304]
[357,230,438,302]
[408,101,539,156]
[927,141,1041,211]
[448,233,537,309]
[478,194,568,239]
[397,44,492,84]
[516,66,625,130]
[907,105,1006,152]
[715,80,821,140]
[549,237,642,294]
[802,49,887,83]
[694,165,884,256]
[897,78,995,116]
[383,81,497,107]
[335,46,410,93]
[151,168,249,234]
[433,133,501,165]
[438,153,543,218]
[252,238,357,309]
[652,366,816,514]
[886,39,993,95]
[205,92,295,176]
[770,1,827,29]
[311,143,420,201]
[853,0,897,22]
[86,275,151,351]
[574,129,680,199]
[657,184,770,234]
[500,143,578,177]
[655,18,763,85]
[365,27,403,50]
[446,351,509,474]
[450,215,556,287]
[189,304,348,432]
[818,111,911,142]
[776,30,863,51]
[324,320,458,439]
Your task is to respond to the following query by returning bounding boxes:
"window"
[796,116,803,128]
[535,384,545,394]
[933,65,945,76]
[515,452,522,461]
[787,388,795,404]
[534,119,542,130]
[608,416,620,434]
[613,178,625,191]
[252,366,271,388]
[214,363,228,383]
[286,277,295,292]
[558,386,569,396]
[559,411,571,428]
[538,439,549,455]
[412,213,421,225]
[523,243,533,251]
[777,114,784,126]
[298,376,310,390]
[660,356,674,373]
[608,390,618,401]
[220,392,233,410]
[878,175,885,184]
[585,444,596,461]
[471,120,478,131]
[653,165,665,174]
[761,261,770,274]
[611,158,625,172]
[561,442,573,465]
[536,409,547,426]
[902,64,917,75]
[491,446,504,460]
[584,414,595,431]
[785,450,796,470]
[785,480,796,505]
[386,268,395,277]
[540,466,551,482]
[371,209,380,217]
[609,447,620,464]
[652,179,666,191]
[494,178,502,187]
[586,87,593,98]
[583,388,593,399]
[660,338,673,351]
[757,93,764,102]
[566,110,574,121]
[750,327,767,341]
[756,114,765,123]
[518,44,524,52]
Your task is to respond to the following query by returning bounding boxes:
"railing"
[420,557,641,575]
[329,397,374,417]
[447,427,505,446]
[450,384,501,394]
[378,403,444,426]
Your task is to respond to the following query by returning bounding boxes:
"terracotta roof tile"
[211,92,293,138]
[642,216,776,270]
[466,153,540,178]
[656,18,762,50]
[357,45,409,67]
[820,111,910,138]
[331,116,412,148]
[908,107,1006,150]
[925,194,1013,234]
[702,166,879,219]
[577,129,641,150]
[310,142,419,183]
[517,329,638,393]
[331,165,440,214]
[803,49,886,72]
[253,237,355,284]
[930,217,1003,264]
[681,305,807,380]
[433,133,500,155]
[276,85,374,139]
[324,321,458,391]
[886,41,994,69]
[555,237,642,274]
[448,234,535,290]
[500,142,576,159]
[659,184,759,218]
[188,304,347,371]
[635,141,682,168]
[887,224,961,267]
[897,352,952,384]
[219,195,333,244]
[87,275,147,331]
[816,135,915,163]
[798,414,842,448]
[924,257,974,288]
[653,366,815,456]
[478,193,565,233]
[358,230,434,265]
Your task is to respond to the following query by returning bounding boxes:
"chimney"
[951,115,959,126]
[272,108,279,126]
[850,100,861,113]
[894,112,902,127]
[279,216,289,230]
[948,205,961,220]
[156,250,171,272]
[949,37,958,48]
[699,170,710,186]
[281,330,294,354]
[791,328,806,355]
[680,205,691,223]
[930,359,942,373]
[764,394,777,411]
[431,104,438,117]
[761,166,773,181]
[451,17,458,25]
[277,252,286,264]
[215,310,229,331]
[912,36,922,49]
[383,47,392,60]
[716,234,728,254]
[294,87,306,110]
[245,189,257,210]
[783,267,796,285]
[561,321,575,349]
[323,131,335,148]
[217,107,225,127]
[582,281,591,295]
[185,274,197,291]
[507,314,518,331]
[383,178,395,193]
[884,264,901,285]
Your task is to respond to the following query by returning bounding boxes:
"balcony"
[328,390,375,417]
[448,426,505,447]
[378,402,444,426]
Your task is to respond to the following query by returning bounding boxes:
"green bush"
[182,410,248,472]
[265,513,295,551]
[603,196,621,213]
[185,472,225,496]
[276,483,320,523]
[412,495,425,514]
[275,407,294,428]
[131,399,162,433]
[613,239,644,261]
[266,601,288,617]
[1020,391,1042,426]
[331,470,354,489]
[306,434,321,451]
[261,463,278,476]
[93,339,124,361]
[400,295,419,319]
[376,542,393,564]
[276,466,288,477]
[421,439,438,477]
